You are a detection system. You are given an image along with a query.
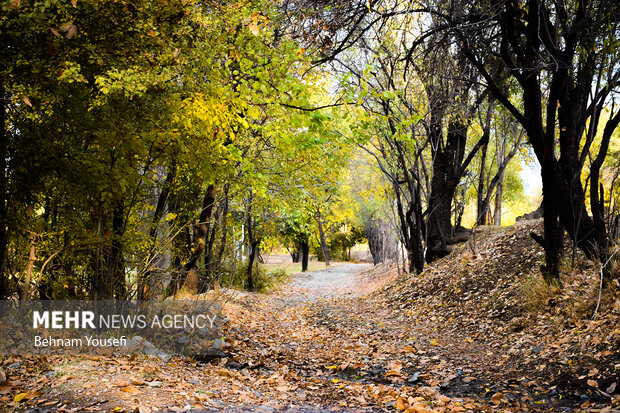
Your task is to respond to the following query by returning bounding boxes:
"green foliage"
[0,0,357,299]
[328,224,366,261]
[218,263,289,294]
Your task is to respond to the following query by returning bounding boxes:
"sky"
[521,157,542,199]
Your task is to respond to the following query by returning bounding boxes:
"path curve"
[285,262,374,301]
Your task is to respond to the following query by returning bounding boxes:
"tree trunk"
[214,183,230,283]
[164,192,193,298]
[426,118,472,262]
[0,83,8,299]
[38,199,56,300]
[476,103,493,226]
[89,202,125,299]
[476,141,489,225]
[426,175,454,262]
[183,185,216,293]
[406,196,425,274]
[247,240,258,291]
[300,237,310,272]
[291,241,301,263]
[494,135,506,226]
[111,203,126,299]
[541,170,564,282]
[365,220,383,265]
[22,205,36,300]
[139,167,175,300]
[391,180,424,274]
[245,204,259,291]
[494,184,503,226]
[203,200,221,293]
[316,210,330,266]
[589,111,620,281]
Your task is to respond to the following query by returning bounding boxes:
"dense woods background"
[1,0,619,301]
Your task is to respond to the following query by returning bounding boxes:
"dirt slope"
[376,219,620,411]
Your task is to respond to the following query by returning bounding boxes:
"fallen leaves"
[0,382,12,395]
[3,228,619,413]
[134,405,152,413]
[401,345,417,353]
[121,385,141,395]
[490,392,506,405]
[14,390,41,403]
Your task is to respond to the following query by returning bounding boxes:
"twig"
[468,224,478,256]
[592,249,619,319]
[74,399,108,411]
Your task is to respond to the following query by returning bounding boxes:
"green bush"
[216,263,290,293]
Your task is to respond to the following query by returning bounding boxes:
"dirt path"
[285,263,374,300]
[222,263,593,412]
[5,262,609,412]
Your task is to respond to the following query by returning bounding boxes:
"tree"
[474,102,525,226]
[409,0,620,280]
[279,210,313,271]
[1,0,195,299]
[299,0,620,280]
[338,19,494,272]
[0,0,353,300]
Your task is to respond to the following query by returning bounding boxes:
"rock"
[447,226,472,245]
[368,368,383,377]
[188,378,200,385]
[408,372,420,383]
[224,361,248,371]
[211,338,223,351]
[146,381,162,388]
[123,336,170,361]
[123,336,144,347]
[139,339,170,362]
[43,371,56,379]
[6,362,21,370]
[143,345,170,362]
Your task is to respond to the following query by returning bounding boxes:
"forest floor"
[2,220,620,412]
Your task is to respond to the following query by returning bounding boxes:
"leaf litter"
[2,220,620,412]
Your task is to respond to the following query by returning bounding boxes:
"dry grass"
[262,261,325,276]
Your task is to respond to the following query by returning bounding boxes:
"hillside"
[376,219,620,410]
